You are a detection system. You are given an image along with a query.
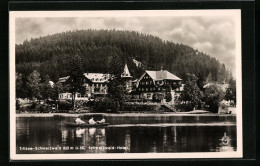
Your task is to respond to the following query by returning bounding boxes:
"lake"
[16,115,237,154]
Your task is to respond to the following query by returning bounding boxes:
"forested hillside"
[16,29,231,83]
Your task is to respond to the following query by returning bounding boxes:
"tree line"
[16,29,232,84]
[178,73,236,113]
[16,54,236,113]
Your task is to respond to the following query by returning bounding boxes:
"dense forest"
[16,29,232,83]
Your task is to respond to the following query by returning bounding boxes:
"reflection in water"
[16,116,237,154]
[88,128,96,136]
[76,128,85,137]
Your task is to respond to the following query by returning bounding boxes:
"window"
[146,82,148,85]
[146,88,148,91]
[150,81,152,84]
[142,88,144,91]
[158,87,161,91]
[150,88,153,91]
[77,94,81,98]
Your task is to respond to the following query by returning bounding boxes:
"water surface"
[16,115,237,154]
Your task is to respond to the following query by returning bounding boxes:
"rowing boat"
[63,122,109,127]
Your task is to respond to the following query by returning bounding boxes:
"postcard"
[9,10,242,160]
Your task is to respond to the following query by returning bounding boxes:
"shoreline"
[15,112,236,118]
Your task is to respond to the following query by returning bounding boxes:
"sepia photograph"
[9,10,242,160]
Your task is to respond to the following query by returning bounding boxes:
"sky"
[15,15,237,75]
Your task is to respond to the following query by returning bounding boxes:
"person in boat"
[88,117,97,124]
[75,116,86,124]
[97,117,106,124]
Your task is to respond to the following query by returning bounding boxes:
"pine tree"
[39,75,53,101]
[180,73,203,110]
[225,78,236,105]
[107,55,124,105]
[204,84,224,113]
[66,55,86,110]
[26,70,41,100]
[16,73,27,99]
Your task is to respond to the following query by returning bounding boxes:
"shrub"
[58,100,73,110]
[175,102,194,112]
[123,103,160,112]
[92,97,117,113]
[37,104,51,113]
[83,100,94,107]
[203,84,224,113]
[29,102,37,109]
[165,92,172,102]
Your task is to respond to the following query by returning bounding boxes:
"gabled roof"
[136,70,181,87]
[84,73,110,83]
[145,70,182,81]
[59,73,110,83]
[58,76,69,83]
[203,83,229,91]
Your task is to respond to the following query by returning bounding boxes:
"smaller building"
[203,82,229,91]
[59,92,89,101]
